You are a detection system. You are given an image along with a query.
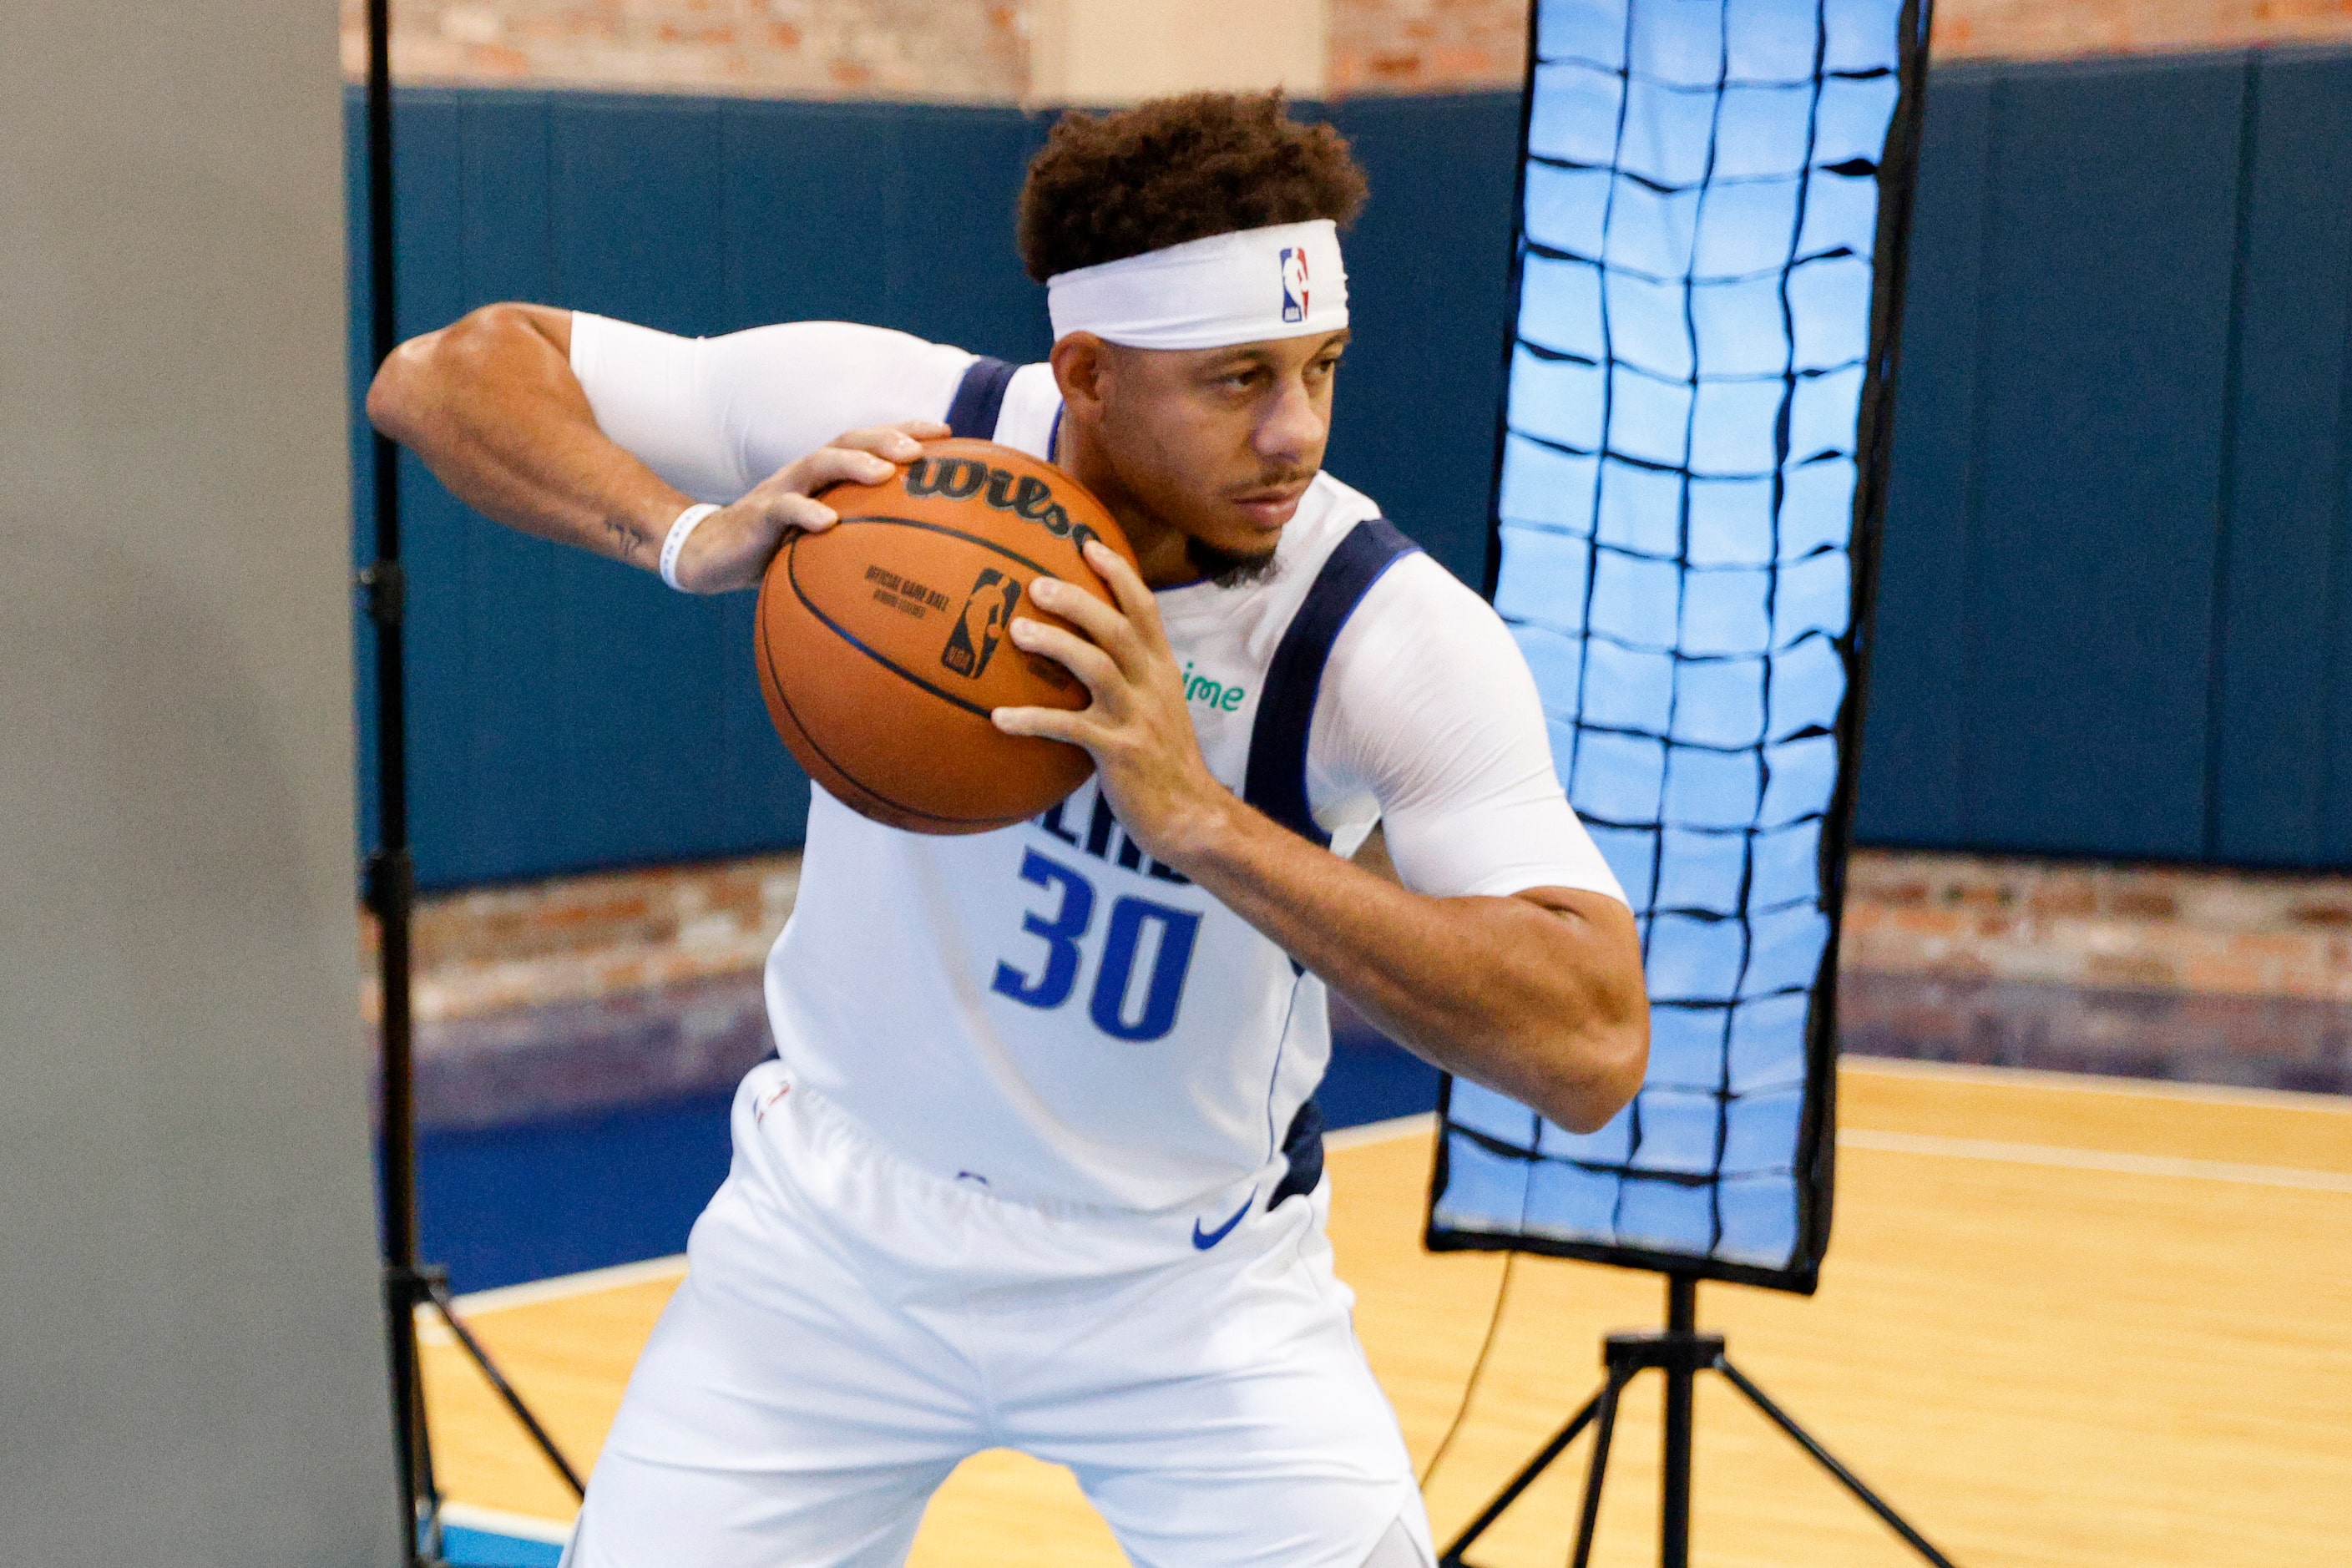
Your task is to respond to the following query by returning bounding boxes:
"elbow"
[365,330,438,445]
[1525,933,1649,1133]
[1502,888,1649,1135]
[364,301,542,446]
[1595,1007,1651,1124]
[1536,1006,1648,1136]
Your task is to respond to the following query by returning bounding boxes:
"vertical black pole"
[361,2,427,1562]
[1660,1275,1698,1568]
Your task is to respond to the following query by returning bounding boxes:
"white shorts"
[563,1061,1432,1568]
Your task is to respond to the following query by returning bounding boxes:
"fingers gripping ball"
[755,438,1140,834]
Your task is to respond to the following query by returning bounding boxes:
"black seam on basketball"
[759,570,1001,829]
[787,520,1070,721]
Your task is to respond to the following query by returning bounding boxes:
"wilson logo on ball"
[942,568,1019,680]
[905,457,1104,555]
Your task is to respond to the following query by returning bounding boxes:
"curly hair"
[1017,92,1369,283]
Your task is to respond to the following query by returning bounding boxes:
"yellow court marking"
[422,1061,2352,1565]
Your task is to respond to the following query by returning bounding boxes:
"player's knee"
[1358,1514,1433,1568]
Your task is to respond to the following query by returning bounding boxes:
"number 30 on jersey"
[992,849,1201,1041]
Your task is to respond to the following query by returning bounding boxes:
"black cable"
[1418,1252,1519,1489]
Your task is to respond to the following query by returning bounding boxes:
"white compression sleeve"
[569,312,977,503]
[1307,554,1625,904]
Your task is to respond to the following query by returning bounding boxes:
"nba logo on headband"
[1279,246,1309,325]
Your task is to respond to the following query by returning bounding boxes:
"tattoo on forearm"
[602,513,645,562]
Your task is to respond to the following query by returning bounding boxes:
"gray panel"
[0,3,401,1563]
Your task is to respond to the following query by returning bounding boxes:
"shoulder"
[1311,548,1549,795]
[1343,551,1523,688]
[991,362,1062,457]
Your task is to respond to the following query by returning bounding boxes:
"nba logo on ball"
[1279,247,1309,324]
[942,568,1019,679]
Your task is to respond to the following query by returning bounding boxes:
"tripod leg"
[1662,1275,1698,1568]
[414,1399,447,1565]
[1661,1353,1694,1568]
[1568,1370,1628,1568]
[1438,1382,1612,1566]
[428,1280,589,1498]
[385,1269,446,1566]
[1715,1358,1959,1568]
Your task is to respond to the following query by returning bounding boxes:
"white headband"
[1045,219,1349,351]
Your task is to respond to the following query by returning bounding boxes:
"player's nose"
[1253,372,1325,464]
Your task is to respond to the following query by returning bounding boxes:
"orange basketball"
[754,438,1139,834]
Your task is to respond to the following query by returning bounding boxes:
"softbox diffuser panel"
[1426,0,1930,1293]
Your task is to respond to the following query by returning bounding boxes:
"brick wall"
[340,0,1029,98]
[1933,0,2352,62]
[345,0,2352,95]
[1328,0,1530,94]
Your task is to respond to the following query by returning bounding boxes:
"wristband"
[658,503,723,591]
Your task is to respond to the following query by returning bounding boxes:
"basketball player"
[370,94,1647,1568]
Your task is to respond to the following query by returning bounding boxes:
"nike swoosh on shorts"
[1191,1194,1253,1251]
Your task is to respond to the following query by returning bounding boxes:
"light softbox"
[1426,0,1931,1293]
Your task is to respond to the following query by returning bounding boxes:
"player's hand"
[668,420,948,594]
[993,539,1235,866]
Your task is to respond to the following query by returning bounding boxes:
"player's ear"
[1049,332,1107,412]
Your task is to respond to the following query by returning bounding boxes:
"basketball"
[753,438,1139,834]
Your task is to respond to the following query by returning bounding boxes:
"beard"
[1184,534,1282,589]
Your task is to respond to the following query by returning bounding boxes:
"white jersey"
[572,314,1624,1211]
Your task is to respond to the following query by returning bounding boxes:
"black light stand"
[1439,1275,1957,1568]
[359,4,586,1561]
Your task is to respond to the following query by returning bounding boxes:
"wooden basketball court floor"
[418,1060,2352,1565]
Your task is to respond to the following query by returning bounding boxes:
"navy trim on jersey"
[1271,1100,1325,1209]
[1242,516,1419,1212]
[945,356,1019,441]
[1242,516,1422,846]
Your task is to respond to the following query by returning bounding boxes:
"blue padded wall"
[1845,69,1984,843]
[2213,53,2352,866]
[1967,56,2240,859]
[1854,48,2352,867]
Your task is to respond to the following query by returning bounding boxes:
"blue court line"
[443,1522,564,1566]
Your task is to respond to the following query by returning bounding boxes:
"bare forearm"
[1167,797,1647,1132]
[365,303,686,569]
